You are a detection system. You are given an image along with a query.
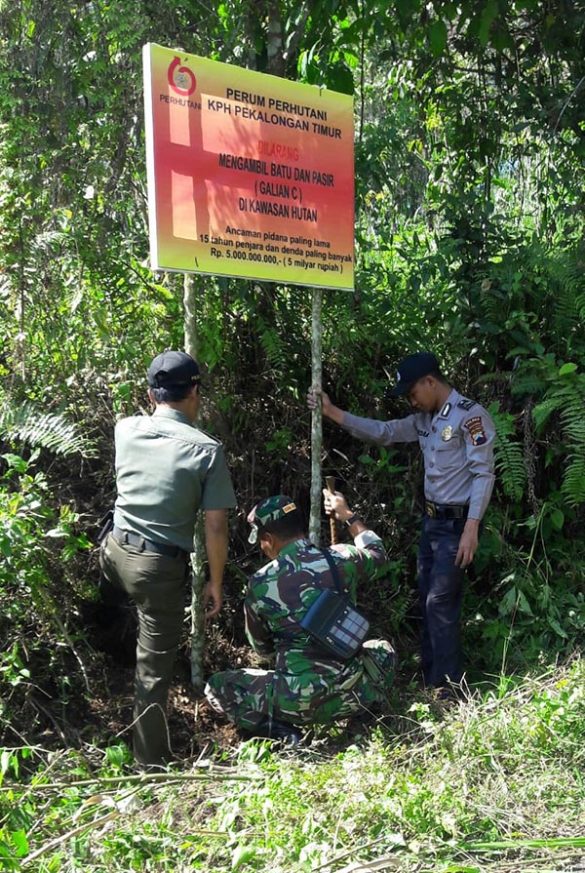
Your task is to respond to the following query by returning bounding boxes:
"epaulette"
[195,426,220,445]
[457,398,476,411]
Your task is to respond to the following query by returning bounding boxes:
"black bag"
[300,548,370,660]
[96,508,128,607]
[96,509,114,546]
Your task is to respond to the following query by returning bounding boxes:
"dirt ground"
[86,656,241,758]
[9,527,411,762]
[77,596,248,758]
[16,591,401,764]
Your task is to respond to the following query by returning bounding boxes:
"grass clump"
[1,659,584,872]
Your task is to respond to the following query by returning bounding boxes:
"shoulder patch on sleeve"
[464,416,487,446]
[457,398,476,411]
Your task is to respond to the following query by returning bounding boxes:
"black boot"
[250,718,302,745]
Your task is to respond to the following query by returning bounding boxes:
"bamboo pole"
[309,287,323,545]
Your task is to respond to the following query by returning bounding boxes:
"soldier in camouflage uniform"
[205,492,395,739]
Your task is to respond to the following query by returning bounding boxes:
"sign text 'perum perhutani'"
[143,43,355,289]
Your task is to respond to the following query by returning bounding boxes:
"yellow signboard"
[143,43,355,289]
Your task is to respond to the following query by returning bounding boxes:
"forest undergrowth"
[1,661,583,871]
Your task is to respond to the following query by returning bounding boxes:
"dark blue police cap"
[147,350,201,389]
[389,352,440,397]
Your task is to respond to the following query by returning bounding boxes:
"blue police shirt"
[342,389,495,520]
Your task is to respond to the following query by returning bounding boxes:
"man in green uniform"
[100,350,236,767]
[205,491,395,740]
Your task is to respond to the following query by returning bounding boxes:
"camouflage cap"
[247,495,297,543]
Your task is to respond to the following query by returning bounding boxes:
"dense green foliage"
[0,0,584,866]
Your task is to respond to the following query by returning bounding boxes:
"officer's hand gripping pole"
[325,476,338,545]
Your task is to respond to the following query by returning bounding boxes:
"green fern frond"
[259,327,287,369]
[562,459,585,505]
[0,400,97,458]
[490,404,526,502]
[495,437,526,502]
[550,261,581,335]
[476,372,511,386]
[34,230,68,253]
[510,373,548,397]
[533,375,585,506]
[532,395,564,431]
[561,458,585,506]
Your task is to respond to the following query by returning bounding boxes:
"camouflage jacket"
[244,531,387,674]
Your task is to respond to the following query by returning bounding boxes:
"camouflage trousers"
[205,639,395,730]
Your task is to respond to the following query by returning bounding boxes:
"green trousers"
[99,533,188,766]
[205,639,396,730]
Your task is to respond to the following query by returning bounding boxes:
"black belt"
[424,501,468,520]
[112,526,189,559]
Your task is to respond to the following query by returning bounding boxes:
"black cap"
[389,352,440,397]
[147,350,201,389]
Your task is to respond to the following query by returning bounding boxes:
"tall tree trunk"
[265,0,284,76]
[183,272,206,692]
[16,219,26,380]
[309,287,323,545]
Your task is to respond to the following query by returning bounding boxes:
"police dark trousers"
[99,533,189,766]
[417,515,465,687]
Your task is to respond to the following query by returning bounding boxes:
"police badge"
[441,425,453,441]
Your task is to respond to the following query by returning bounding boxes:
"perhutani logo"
[167,56,196,96]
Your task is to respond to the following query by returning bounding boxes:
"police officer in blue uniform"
[308,352,496,690]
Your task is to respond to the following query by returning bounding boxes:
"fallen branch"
[312,836,388,872]
[3,769,261,792]
[464,836,585,851]
[22,809,119,867]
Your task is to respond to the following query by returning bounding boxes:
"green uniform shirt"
[113,406,236,552]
